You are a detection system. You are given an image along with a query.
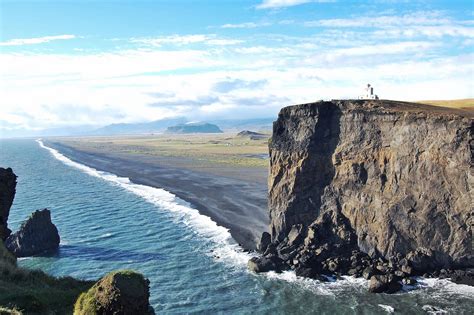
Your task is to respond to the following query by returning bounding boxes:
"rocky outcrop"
[6,209,60,257]
[0,167,17,240]
[250,100,473,292]
[74,270,153,315]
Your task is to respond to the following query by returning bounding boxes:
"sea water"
[0,139,472,314]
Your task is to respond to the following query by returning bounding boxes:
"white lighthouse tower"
[359,84,379,100]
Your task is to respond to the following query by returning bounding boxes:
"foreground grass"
[417,98,474,109]
[0,242,94,315]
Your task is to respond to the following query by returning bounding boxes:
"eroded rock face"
[74,270,153,315]
[6,209,60,257]
[269,100,473,269]
[250,100,473,292]
[0,167,17,240]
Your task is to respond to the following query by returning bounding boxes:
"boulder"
[0,167,17,240]
[248,256,282,273]
[368,275,402,294]
[74,270,153,315]
[5,209,60,257]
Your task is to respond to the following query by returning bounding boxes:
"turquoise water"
[1,139,473,314]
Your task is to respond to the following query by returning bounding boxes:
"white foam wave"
[415,277,474,297]
[36,139,251,266]
[378,304,395,313]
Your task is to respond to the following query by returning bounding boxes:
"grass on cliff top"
[0,241,94,315]
[417,98,474,109]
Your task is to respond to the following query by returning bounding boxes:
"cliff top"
[283,99,474,119]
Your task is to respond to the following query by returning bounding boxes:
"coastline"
[43,139,269,250]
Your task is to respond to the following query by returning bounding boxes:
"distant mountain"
[208,118,274,132]
[165,122,223,134]
[91,117,187,135]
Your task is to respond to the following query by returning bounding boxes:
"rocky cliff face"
[269,100,472,269]
[6,209,60,257]
[0,168,17,240]
[250,100,473,290]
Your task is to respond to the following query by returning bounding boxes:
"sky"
[0,0,473,133]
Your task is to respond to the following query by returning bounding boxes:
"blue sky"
[1,0,473,132]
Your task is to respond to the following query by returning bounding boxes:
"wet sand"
[44,140,269,250]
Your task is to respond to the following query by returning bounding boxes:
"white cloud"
[131,34,244,46]
[305,11,474,38]
[0,34,76,46]
[221,22,271,29]
[257,0,334,9]
[1,10,473,133]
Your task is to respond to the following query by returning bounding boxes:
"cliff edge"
[251,100,473,290]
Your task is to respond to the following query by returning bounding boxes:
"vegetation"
[417,98,474,109]
[0,241,94,315]
[60,133,271,168]
[74,270,150,315]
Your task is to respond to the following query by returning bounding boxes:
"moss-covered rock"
[74,270,153,315]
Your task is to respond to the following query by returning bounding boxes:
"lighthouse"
[359,84,379,100]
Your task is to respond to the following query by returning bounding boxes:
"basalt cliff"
[250,100,473,291]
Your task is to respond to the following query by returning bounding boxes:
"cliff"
[251,100,473,290]
[0,168,16,240]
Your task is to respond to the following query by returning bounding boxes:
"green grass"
[417,98,474,109]
[0,241,94,315]
[74,270,149,315]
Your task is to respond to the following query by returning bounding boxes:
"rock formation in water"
[74,270,153,315]
[250,100,473,292]
[6,209,60,257]
[0,168,16,240]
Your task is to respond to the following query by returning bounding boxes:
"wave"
[36,139,251,267]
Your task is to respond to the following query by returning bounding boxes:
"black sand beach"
[44,140,269,250]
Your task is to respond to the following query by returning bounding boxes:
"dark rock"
[5,209,60,257]
[402,277,417,286]
[362,267,375,280]
[268,100,473,271]
[406,248,436,272]
[74,270,153,314]
[368,274,402,294]
[263,243,277,256]
[449,269,474,286]
[287,224,304,247]
[401,265,413,275]
[248,256,282,273]
[257,232,271,252]
[0,167,16,240]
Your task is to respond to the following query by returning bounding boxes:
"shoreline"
[43,139,269,250]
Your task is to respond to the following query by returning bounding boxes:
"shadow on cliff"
[272,102,342,241]
[296,102,342,223]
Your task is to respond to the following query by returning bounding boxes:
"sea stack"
[250,99,473,292]
[6,209,60,257]
[74,270,153,315]
[0,167,17,240]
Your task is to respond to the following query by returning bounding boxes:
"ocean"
[0,138,473,314]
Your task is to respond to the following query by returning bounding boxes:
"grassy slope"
[416,98,474,109]
[0,241,94,315]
